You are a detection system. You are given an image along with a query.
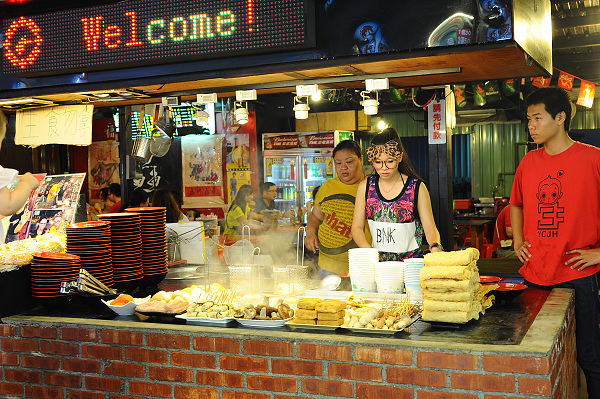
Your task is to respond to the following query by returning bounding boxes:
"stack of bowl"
[347,248,379,292]
[402,258,425,301]
[375,261,404,294]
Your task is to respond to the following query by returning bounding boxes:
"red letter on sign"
[125,11,143,47]
[81,16,103,51]
[104,25,122,49]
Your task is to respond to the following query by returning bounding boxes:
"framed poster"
[182,135,224,208]
[2,173,46,243]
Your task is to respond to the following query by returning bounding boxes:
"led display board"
[2,0,314,76]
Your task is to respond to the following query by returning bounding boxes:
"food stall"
[0,0,575,396]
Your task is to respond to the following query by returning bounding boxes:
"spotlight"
[293,96,310,119]
[377,120,388,130]
[361,91,379,115]
[194,93,217,127]
[312,91,321,102]
[234,101,249,124]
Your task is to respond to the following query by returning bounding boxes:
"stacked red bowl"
[31,252,81,302]
[98,213,144,292]
[125,207,168,286]
[66,221,113,287]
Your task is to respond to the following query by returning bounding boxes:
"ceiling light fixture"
[234,89,256,125]
[293,96,310,119]
[193,93,217,127]
[361,91,379,115]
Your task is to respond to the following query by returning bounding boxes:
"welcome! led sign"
[2,0,314,76]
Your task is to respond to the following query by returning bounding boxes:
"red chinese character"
[433,103,441,112]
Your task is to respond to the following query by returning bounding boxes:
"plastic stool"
[481,244,494,258]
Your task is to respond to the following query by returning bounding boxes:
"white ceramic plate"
[284,320,341,332]
[175,315,236,326]
[236,318,292,328]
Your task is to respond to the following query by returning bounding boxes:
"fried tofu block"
[317,310,345,320]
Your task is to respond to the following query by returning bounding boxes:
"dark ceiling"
[552,0,600,85]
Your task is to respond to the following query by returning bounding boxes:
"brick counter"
[0,288,576,399]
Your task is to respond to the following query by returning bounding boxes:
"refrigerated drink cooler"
[262,131,353,218]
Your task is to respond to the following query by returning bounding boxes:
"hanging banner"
[557,70,575,91]
[531,76,551,88]
[577,80,595,108]
[15,104,93,147]
[182,135,225,208]
[427,99,446,144]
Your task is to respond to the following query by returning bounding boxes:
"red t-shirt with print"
[511,142,600,285]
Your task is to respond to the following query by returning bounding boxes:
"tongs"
[59,269,118,295]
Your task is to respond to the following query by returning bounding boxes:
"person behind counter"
[224,184,256,235]
[305,140,370,277]
[0,110,40,242]
[120,187,150,211]
[252,182,294,221]
[352,128,442,260]
[493,204,515,258]
[106,183,122,214]
[511,86,600,397]
[151,189,188,223]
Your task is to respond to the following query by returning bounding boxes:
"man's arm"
[510,204,531,263]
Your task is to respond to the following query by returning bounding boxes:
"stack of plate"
[375,261,404,294]
[347,248,379,292]
[31,252,81,301]
[98,213,144,291]
[403,258,425,301]
[125,207,168,285]
[66,221,113,287]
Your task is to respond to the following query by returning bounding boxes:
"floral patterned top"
[365,174,424,261]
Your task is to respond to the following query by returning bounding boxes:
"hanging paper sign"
[302,133,334,148]
[15,104,93,147]
[264,135,299,149]
[531,76,551,88]
[427,99,446,144]
[577,80,595,108]
[557,71,575,91]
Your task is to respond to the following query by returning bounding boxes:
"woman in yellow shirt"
[224,184,256,235]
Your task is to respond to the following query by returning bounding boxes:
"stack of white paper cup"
[347,248,379,292]
[375,261,404,294]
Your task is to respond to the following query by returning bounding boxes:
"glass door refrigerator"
[262,131,353,218]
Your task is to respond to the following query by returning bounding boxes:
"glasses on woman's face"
[372,159,398,169]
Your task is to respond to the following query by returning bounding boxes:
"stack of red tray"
[125,207,168,284]
[98,213,144,291]
[66,221,113,287]
[30,252,81,299]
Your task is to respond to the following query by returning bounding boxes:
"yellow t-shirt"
[314,176,370,274]
[224,204,250,235]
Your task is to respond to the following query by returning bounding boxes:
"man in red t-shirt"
[106,183,121,213]
[511,87,600,397]
[492,204,514,258]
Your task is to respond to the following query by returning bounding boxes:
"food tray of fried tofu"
[286,293,421,335]
[419,248,498,325]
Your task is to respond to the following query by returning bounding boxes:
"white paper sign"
[427,99,446,144]
[15,104,94,147]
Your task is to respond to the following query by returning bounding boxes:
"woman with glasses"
[351,128,442,260]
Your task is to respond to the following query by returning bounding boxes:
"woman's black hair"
[120,187,149,211]
[332,139,362,158]
[151,189,183,223]
[371,128,422,181]
[99,187,110,201]
[230,184,254,212]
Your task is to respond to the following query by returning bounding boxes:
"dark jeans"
[525,275,600,397]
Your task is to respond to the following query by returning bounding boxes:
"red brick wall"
[0,303,577,399]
